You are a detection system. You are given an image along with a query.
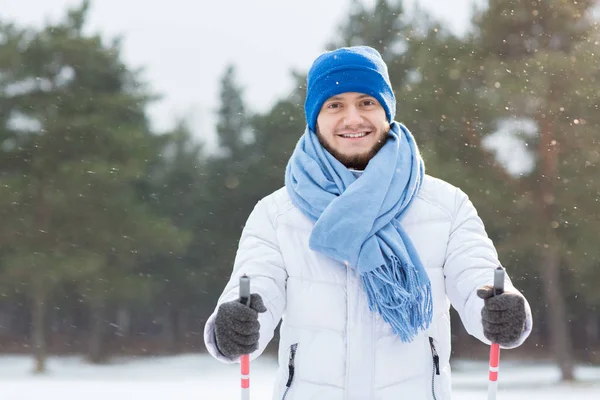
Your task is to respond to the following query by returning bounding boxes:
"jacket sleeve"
[444,188,533,349]
[203,196,288,363]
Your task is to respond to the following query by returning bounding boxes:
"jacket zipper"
[282,343,298,400]
[429,337,440,400]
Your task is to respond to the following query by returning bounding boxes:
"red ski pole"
[239,275,251,400]
[488,266,505,400]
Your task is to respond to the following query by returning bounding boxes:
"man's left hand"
[477,285,526,347]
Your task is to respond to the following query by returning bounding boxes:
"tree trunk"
[178,309,191,350]
[539,242,574,380]
[586,312,598,361]
[88,296,107,364]
[535,90,575,381]
[31,181,51,373]
[178,309,189,336]
[115,306,131,337]
[0,307,12,333]
[31,273,47,374]
[163,305,179,354]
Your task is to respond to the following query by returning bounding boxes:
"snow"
[1,353,599,399]
[482,117,538,178]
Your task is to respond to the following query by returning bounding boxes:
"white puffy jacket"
[204,174,533,399]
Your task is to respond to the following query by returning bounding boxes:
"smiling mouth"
[338,131,371,138]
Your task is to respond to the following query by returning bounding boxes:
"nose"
[343,105,364,126]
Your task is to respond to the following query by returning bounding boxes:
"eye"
[327,102,341,109]
[361,99,377,106]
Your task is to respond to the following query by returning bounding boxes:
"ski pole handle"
[493,266,505,296]
[488,265,505,400]
[239,275,251,400]
[240,274,251,307]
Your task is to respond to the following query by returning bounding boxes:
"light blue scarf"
[284,122,432,342]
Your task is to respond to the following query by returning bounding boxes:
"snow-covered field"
[1,353,599,399]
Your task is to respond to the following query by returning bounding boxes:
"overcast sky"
[0,0,484,148]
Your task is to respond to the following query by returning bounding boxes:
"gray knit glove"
[477,285,527,347]
[214,293,266,359]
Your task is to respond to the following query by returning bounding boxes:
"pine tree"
[469,0,600,380]
[0,1,186,369]
[216,65,249,159]
[201,64,258,302]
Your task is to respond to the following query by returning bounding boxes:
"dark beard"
[316,127,389,170]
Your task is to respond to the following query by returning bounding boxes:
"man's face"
[315,92,390,170]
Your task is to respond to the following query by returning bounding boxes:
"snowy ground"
[1,353,600,399]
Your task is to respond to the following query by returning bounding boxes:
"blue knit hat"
[304,46,396,132]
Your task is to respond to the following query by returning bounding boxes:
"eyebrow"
[327,94,373,101]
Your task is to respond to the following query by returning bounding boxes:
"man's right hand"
[214,293,267,359]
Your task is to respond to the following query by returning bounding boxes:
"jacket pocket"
[282,343,298,400]
[429,337,440,400]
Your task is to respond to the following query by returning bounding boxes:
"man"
[203,46,533,399]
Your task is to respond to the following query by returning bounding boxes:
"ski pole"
[239,274,251,400]
[488,265,505,400]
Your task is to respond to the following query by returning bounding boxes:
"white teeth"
[342,132,367,138]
